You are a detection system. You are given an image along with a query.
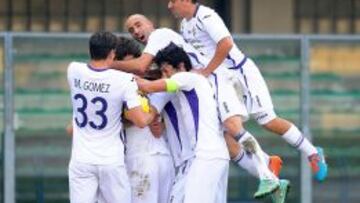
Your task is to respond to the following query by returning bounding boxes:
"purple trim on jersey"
[87,64,109,72]
[121,130,127,154]
[183,89,199,142]
[211,73,222,122]
[187,52,204,67]
[243,73,249,88]
[226,55,237,67]
[164,102,183,150]
[195,23,203,31]
[228,56,248,74]
[193,3,200,17]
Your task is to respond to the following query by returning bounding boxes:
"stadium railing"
[1,32,360,203]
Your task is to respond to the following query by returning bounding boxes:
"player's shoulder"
[173,71,202,80]
[197,5,217,20]
[151,28,181,45]
[68,61,86,69]
[154,28,177,36]
[108,69,135,81]
[67,61,86,75]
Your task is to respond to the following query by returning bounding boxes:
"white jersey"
[124,125,170,158]
[144,27,248,125]
[144,27,228,74]
[152,73,229,161]
[180,4,246,68]
[67,62,140,165]
[150,92,194,167]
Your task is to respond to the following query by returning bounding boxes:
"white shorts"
[126,154,175,203]
[208,69,248,122]
[229,58,277,125]
[69,160,131,203]
[170,158,229,203]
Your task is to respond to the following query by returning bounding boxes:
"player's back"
[170,72,229,161]
[67,61,138,165]
[149,92,195,167]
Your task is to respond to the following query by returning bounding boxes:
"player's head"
[115,36,141,61]
[144,69,163,81]
[125,14,155,45]
[154,43,192,78]
[168,0,197,19]
[89,31,117,61]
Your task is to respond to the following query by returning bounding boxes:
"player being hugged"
[116,36,175,203]
[136,43,230,203]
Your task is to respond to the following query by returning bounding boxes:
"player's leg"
[68,160,98,203]
[211,72,280,198]
[240,58,327,182]
[126,155,158,203]
[98,163,131,203]
[169,159,193,203]
[210,72,279,169]
[183,158,229,203]
[262,116,327,181]
[225,133,259,177]
[155,154,175,203]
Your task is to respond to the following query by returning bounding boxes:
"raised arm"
[125,106,156,128]
[111,53,154,75]
[136,78,180,94]
[201,36,233,77]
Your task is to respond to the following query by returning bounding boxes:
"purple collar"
[87,64,109,72]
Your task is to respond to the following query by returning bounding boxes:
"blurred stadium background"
[0,0,360,202]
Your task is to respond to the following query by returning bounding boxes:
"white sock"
[282,124,317,157]
[233,149,259,178]
[236,130,278,180]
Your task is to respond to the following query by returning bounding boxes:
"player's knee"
[261,116,292,135]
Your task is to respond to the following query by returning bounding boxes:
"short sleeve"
[170,72,197,91]
[122,76,141,109]
[143,30,171,56]
[149,92,174,113]
[200,10,231,43]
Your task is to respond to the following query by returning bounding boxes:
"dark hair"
[89,31,117,60]
[144,69,163,81]
[115,36,142,60]
[191,0,197,3]
[154,43,192,71]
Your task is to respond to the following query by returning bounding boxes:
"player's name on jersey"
[74,79,110,93]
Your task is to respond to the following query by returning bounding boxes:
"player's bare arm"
[136,77,167,93]
[202,36,233,76]
[111,53,154,75]
[125,105,155,128]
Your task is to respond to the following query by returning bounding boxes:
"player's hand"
[135,77,152,93]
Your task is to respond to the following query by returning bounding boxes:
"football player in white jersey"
[111,14,283,199]
[67,31,154,203]
[115,37,175,203]
[137,43,230,203]
[149,92,197,203]
[167,0,328,186]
